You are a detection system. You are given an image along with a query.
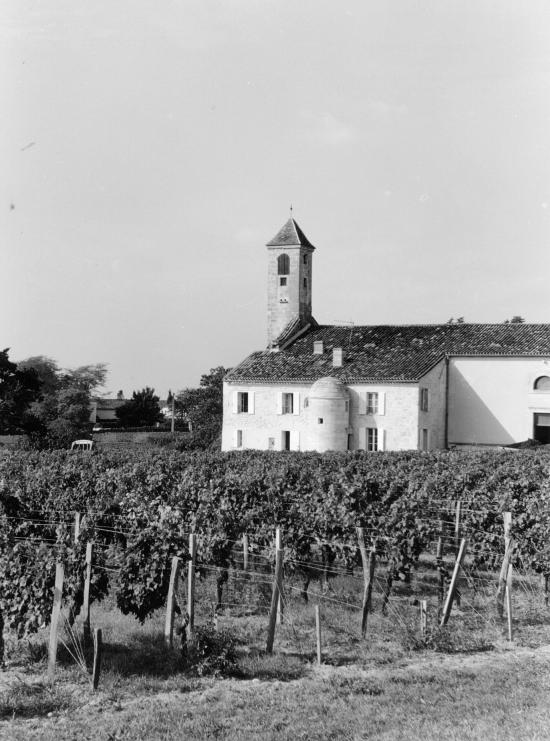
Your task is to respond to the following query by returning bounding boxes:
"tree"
[115,387,163,428]
[175,367,228,448]
[0,349,42,433]
[17,356,107,446]
[504,316,525,324]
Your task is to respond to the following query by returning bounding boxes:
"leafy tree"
[175,367,229,448]
[504,316,525,324]
[115,387,163,428]
[17,356,107,446]
[0,349,41,433]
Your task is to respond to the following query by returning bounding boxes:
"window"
[421,428,429,451]
[367,428,378,452]
[277,254,290,275]
[279,277,287,286]
[318,417,324,424]
[345,400,349,412]
[366,392,378,415]
[237,392,248,413]
[303,254,308,265]
[282,392,294,414]
[236,430,243,448]
[304,397,309,408]
[303,278,307,289]
[420,388,429,412]
[534,376,550,391]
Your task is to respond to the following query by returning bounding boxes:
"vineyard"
[0,447,550,692]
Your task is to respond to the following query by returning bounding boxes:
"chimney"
[332,348,343,367]
[313,340,324,355]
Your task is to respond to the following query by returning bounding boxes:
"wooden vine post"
[187,533,197,637]
[73,512,81,543]
[92,628,102,690]
[242,534,249,574]
[454,501,462,606]
[436,518,446,617]
[276,528,284,625]
[544,574,549,608]
[266,528,284,654]
[164,556,181,648]
[440,538,467,626]
[496,512,513,620]
[83,542,93,643]
[419,600,428,638]
[315,604,322,665]
[506,560,513,642]
[356,528,377,638]
[454,501,462,552]
[381,545,396,615]
[47,563,64,683]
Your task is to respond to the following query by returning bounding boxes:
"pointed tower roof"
[266,218,315,249]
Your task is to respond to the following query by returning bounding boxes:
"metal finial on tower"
[289,204,293,218]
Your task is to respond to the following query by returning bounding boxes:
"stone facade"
[222,379,437,452]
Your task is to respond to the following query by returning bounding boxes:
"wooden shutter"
[290,430,300,451]
[359,392,367,415]
[248,391,255,414]
[293,392,300,415]
[378,428,385,451]
[232,392,238,414]
[358,427,367,450]
[276,392,283,415]
[378,391,386,415]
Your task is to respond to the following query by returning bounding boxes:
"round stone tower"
[307,377,350,452]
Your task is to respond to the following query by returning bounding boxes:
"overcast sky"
[2,1,549,397]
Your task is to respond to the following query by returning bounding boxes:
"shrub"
[184,624,241,677]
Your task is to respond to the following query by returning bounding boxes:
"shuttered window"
[277,254,290,275]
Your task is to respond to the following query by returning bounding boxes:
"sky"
[1,1,549,397]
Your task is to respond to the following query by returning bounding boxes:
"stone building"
[222,217,550,452]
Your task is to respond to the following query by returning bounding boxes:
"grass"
[1,561,550,739]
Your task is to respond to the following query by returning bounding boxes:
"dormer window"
[534,376,550,390]
[278,254,290,275]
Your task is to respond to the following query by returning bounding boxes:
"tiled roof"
[266,218,315,249]
[272,316,319,348]
[226,324,550,383]
[92,398,127,410]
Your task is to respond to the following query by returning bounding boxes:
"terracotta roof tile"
[226,323,550,383]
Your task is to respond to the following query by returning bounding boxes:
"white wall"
[222,381,312,451]
[448,357,550,445]
[223,380,423,452]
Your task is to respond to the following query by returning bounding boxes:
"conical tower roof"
[266,218,315,249]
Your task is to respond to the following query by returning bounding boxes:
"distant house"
[90,394,180,429]
[222,217,550,452]
[89,393,127,426]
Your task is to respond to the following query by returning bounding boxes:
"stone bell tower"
[266,216,315,348]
